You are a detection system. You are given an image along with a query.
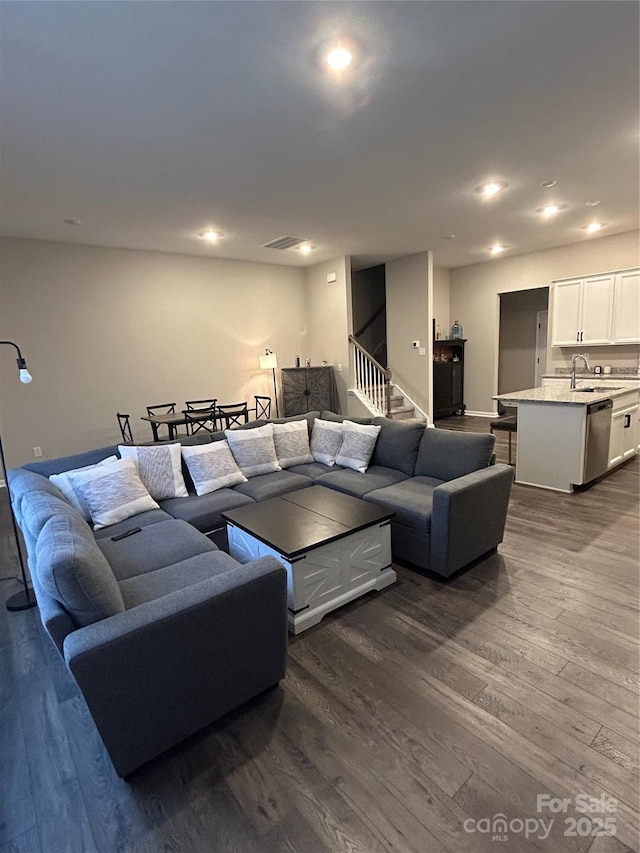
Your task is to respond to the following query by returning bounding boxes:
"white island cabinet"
[495,384,638,493]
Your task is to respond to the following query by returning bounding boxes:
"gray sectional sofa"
[9,410,513,777]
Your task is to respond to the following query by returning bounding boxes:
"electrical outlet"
[412,340,420,348]
[419,347,426,356]
[33,446,43,457]
[336,363,342,372]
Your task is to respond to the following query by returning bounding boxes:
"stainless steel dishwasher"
[583,399,613,483]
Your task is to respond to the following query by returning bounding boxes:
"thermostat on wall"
[327,272,337,283]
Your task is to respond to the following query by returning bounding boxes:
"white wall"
[450,231,640,414]
[0,237,308,466]
[386,252,432,414]
[304,256,352,414]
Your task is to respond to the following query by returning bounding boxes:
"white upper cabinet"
[612,269,640,344]
[551,269,638,346]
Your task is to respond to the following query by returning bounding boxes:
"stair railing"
[349,335,392,416]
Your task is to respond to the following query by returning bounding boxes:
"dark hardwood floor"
[1,416,638,853]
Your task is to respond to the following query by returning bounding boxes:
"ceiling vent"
[262,235,306,250]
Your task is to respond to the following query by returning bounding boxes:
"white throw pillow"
[224,423,281,478]
[68,458,159,530]
[272,421,313,469]
[49,455,119,521]
[118,443,188,500]
[181,441,247,495]
[335,420,382,473]
[310,419,344,466]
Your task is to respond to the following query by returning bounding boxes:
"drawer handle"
[624,414,632,428]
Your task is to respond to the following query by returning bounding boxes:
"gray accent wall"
[498,288,549,395]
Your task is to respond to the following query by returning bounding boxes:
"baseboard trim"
[464,411,497,418]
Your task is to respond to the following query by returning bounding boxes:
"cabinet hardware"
[624,414,632,428]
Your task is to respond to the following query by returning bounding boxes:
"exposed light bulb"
[326,47,353,70]
[19,368,32,384]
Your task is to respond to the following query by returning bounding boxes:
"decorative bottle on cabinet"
[450,320,463,339]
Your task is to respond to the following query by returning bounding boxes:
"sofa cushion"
[232,470,314,502]
[272,421,313,468]
[97,519,218,581]
[414,428,495,481]
[320,411,374,425]
[49,455,119,520]
[8,468,66,508]
[21,489,86,540]
[315,465,408,499]
[287,461,344,480]
[118,551,241,609]
[118,443,188,500]
[68,458,159,530]
[22,445,120,477]
[335,420,381,473]
[225,423,281,477]
[36,514,125,627]
[364,476,445,532]
[269,411,319,436]
[371,418,426,476]
[310,418,344,465]
[181,441,247,495]
[159,489,254,533]
[92,508,174,540]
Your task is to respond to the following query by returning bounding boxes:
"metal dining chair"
[183,399,218,434]
[253,395,272,420]
[216,402,249,430]
[116,412,133,443]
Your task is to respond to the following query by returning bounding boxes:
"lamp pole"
[0,341,37,612]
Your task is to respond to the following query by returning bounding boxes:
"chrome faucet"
[570,353,590,389]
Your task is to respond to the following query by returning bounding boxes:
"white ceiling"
[1,1,638,271]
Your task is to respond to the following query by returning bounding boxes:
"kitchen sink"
[574,386,623,392]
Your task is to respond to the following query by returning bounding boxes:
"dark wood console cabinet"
[281,366,338,416]
[433,339,466,419]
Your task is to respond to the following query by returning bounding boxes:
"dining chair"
[216,402,249,430]
[184,398,217,412]
[145,402,183,439]
[185,408,217,435]
[116,412,133,443]
[253,395,271,420]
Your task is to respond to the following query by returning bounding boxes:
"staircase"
[348,335,428,424]
[387,386,426,423]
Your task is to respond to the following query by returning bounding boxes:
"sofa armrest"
[63,556,287,777]
[431,464,514,577]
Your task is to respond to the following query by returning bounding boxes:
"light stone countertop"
[494,385,639,405]
[541,373,640,381]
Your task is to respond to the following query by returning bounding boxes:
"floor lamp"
[259,349,279,417]
[0,340,37,612]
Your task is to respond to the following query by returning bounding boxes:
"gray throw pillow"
[181,441,247,495]
[371,418,426,476]
[68,458,159,530]
[272,421,313,468]
[36,514,125,626]
[225,423,281,477]
[118,443,188,500]
[335,420,381,473]
[310,418,344,466]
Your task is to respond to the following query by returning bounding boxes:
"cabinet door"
[306,367,335,413]
[581,275,614,344]
[282,369,309,416]
[551,280,582,345]
[608,403,639,468]
[612,270,640,344]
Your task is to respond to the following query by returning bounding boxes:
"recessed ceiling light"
[298,243,313,255]
[199,229,222,243]
[585,200,601,207]
[584,222,605,234]
[442,234,456,240]
[489,244,508,255]
[537,204,565,217]
[476,182,507,198]
[326,46,353,71]
[540,180,557,189]
[63,218,81,226]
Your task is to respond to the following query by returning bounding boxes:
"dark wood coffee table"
[222,486,395,634]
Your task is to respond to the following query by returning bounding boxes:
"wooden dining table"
[140,412,193,441]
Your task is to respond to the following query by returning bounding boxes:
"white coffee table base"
[227,520,396,634]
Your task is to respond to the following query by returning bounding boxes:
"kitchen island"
[494,383,639,493]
